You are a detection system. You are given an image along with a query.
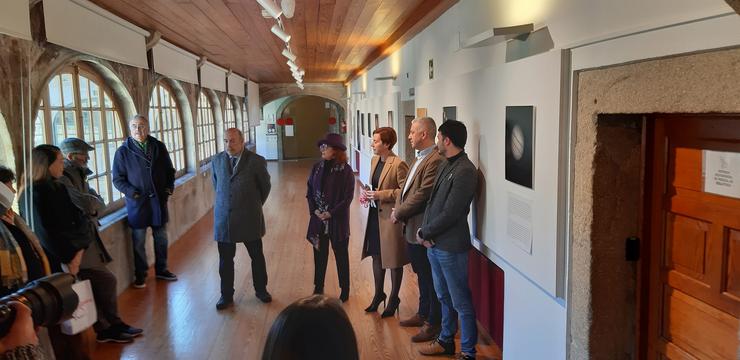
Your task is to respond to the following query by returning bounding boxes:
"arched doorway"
[259,95,345,160]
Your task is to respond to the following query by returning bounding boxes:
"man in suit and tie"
[391,117,444,343]
[416,120,478,360]
[212,128,272,310]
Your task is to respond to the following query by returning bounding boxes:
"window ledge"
[99,173,198,230]
[99,207,128,231]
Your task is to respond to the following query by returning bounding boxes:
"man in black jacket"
[60,137,142,343]
[416,120,478,360]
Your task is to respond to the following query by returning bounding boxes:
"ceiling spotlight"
[256,0,283,19]
[271,24,291,42]
[282,48,297,62]
[281,0,295,18]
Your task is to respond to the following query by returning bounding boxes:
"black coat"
[19,179,93,271]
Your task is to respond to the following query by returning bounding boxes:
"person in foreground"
[305,133,354,302]
[416,120,478,360]
[360,127,408,318]
[261,295,358,360]
[112,115,177,288]
[212,128,272,309]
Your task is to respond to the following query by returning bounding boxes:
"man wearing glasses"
[113,115,177,289]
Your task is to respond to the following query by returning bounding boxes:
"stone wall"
[570,46,740,359]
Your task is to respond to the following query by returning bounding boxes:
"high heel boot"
[381,297,400,318]
[364,292,387,312]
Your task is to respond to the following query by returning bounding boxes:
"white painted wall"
[348,0,739,358]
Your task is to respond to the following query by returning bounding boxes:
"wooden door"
[646,115,740,359]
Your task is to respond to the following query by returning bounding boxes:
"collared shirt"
[447,151,464,164]
[134,138,148,153]
[229,149,244,172]
[402,144,436,197]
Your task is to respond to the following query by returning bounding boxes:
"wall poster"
[505,106,535,189]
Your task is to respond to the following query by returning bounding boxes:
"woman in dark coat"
[19,145,92,274]
[306,133,355,302]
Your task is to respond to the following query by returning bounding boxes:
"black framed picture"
[505,106,535,189]
[443,106,456,122]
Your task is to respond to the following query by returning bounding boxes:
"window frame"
[196,90,218,165]
[224,96,238,131]
[35,63,126,215]
[148,80,187,178]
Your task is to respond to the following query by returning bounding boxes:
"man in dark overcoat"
[212,128,272,310]
[112,115,177,289]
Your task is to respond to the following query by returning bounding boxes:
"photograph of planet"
[505,106,534,189]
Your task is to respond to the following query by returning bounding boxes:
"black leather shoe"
[256,291,273,303]
[216,296,233,310]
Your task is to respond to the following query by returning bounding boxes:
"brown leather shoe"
[418,338,455,356]
[399,313,426,327]
[412,323,441,343]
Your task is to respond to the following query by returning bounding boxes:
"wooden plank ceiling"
[88,0,457,83]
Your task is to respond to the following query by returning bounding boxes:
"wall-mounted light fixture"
[374,76,397,81]
[256,0,283,19]
[282,48,297,61]
[460,23,534,49]
[271,24,291,42]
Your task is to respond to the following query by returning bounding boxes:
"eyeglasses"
[319,144,329,151]
[129,124,148,130]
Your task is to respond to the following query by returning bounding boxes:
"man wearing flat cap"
[59,137,143,343]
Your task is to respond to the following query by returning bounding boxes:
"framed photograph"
[428,59,434,80]
[361,113,365,136]
[374,114,379,130]
[267,123,277,135]
[387,111,393,127]
[505,106,535,189]
[367,113,372,136]
[443,106,456,122]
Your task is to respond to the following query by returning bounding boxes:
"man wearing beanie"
[416,120,478,360]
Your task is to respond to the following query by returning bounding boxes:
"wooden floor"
[93,160,502,360]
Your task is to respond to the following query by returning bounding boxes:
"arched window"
[224,97,237,130]
[149,82,186,176]
[196,91,217,163]
[34,64,126,206]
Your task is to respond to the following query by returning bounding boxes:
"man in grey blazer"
[391,117,444,342]
[416,120,478,360]
[212,128,272,310]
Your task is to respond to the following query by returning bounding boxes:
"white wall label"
[703,150,740,199]
[285,125,294,137]
[507,192,533,254]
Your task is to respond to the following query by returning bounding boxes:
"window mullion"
[72,66,84,139]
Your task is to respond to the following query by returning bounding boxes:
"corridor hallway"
[93,159,502,360]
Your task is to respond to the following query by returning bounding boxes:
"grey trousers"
[76,266,122,332]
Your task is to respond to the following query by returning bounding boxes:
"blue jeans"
[428,247,477,355]
[131,226,169,277]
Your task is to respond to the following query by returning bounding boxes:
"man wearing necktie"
[212,128,272,310]
[391,117,444,342]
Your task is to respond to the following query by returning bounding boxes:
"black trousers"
[77,266,122,332]
[408,242,441,325]
[218,239,268,298]
[313,234,350,291]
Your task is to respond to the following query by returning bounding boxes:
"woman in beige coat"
[361,127,409,318]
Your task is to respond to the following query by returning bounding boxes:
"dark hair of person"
[333,148,348,164]
[0,166,14,184]
[437,119,467,149]
[262,295,359,360]
[372,127,397,150]
[19,145,61,194]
